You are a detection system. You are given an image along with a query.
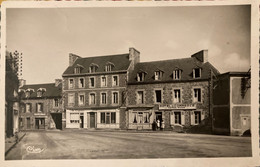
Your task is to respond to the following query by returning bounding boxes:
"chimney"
[19,79,26,88]
[55,79,62,87]
[69,53,81,66]
[191,50,208,63]
[129,47,140,64]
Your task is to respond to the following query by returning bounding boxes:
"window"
[155,71,163,80]
[89,93,96,105]
[37,103,43,112]
[193,88,202,102]
[112,76,118,86]
[112,92,119,104]
[79,78,85,88]
[173,70,181,80]
[100,112,116,124]
[37,91,42,97]
[26,103,31,113]
[69,79,74,89]
[105,65,112,72]
[101,93,107,104]
[194,111,201,124]
[132,112,149,124]
[155,90,162,103]
[173,89,181,103]
[174,112,181,124]
[25,91,30,98]
[101,76,107,87]
[74,67,82,74]
[89,65,98,73]
[89,77,95,88]
[54,99,59,107]
[193,68,201,78]
[68,94,75,106]
[70,113,79,123]
[79,94,85,105]
[137,91,144,104]
[137,73,145,82]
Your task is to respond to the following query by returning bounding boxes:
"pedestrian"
[152,119,157,131]
[161,119,165,131]
[157,119,160,130]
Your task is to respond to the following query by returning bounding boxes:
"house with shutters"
[126,50,220,130]
[62,48,139,129]
[18,79,63,130]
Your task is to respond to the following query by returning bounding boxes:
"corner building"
[62,48,139,129]
[126,50,219,130]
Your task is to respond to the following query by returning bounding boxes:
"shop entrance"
[80,115,84,128]
[90,112,95,128]
[35,118,45,129]
[155,112,162,128]
[51,113,62,130]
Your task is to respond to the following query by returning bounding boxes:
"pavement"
[5,130,252,160]
[5,132,26,156]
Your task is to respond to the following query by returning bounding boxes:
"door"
[155,112,162,128]
[35,118,45,129]
[80,116,84,128]
[51,113,62,130]
[90,112,95,128]
[27,117,31,129]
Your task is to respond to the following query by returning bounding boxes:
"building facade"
[62,48,139,129]
[19,80,63,130]
[212,72,251,136]
[126,50,219,131]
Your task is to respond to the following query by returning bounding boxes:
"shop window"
[173,89,181,103]
[100,112,116,124]
[70,113,79,123]
[155,90,162,103]
[111,112,116,124]
[174,112,181,124]
[101,113,105,123]
[193,88,202,102]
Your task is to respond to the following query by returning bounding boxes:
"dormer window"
[37,88,46,97]
[193,68,201,78]
[74,64,84,74]
[105,62,115,72]
[137,73,145,82]
[155,69,163,81]
[25,88,34,98]
[89,63,99,73]
[173,69,182,80]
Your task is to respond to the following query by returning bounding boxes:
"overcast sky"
[6,5,251,84]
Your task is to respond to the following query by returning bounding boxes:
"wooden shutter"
[190,111,195,125]
[181,111,185,125]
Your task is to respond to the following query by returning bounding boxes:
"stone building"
[126,50,219,130]
[62,48,139,129]
[19,80,63,130]
[5,51,20,137]
[212,72,251,136]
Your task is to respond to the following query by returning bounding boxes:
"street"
[5,130,252,160]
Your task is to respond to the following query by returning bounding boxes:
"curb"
[5,133,26,156]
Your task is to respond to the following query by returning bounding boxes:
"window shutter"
[201,111,205,120]
[181,111,185,125]
[190,111,195,125]
[170,112,175,125]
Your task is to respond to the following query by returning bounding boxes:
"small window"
[174,112,181,124]
[193,88,202,102]
[79,78,85,88]
[26,103,31,113]
[112,92,119,104]
[112,76,118,86]
[155,71,163,80]
[37,91,42,97]
[173,89,181,103]
[137,73,145,82]
[68,94,75,106]
[25,91,30,98]
[105,65,112,72]
[193,68,201,78]
[194,111,201,124]
[90,93,96,105]
[37,103,43,112]
[155,90,162,103]
[101,76,107,87]
[74,67,82,74]
[79,94,85,105]
[101,93,107,104]
[89,65,98,73]
[173,70,181,80]
[54,99,59,107]
[69,79,74,89]
[137,91,144,104]
[89,78,95,88]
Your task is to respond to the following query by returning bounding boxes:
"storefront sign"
[159,104,196,110]
[34,113,46,116]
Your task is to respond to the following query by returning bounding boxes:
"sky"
[6,5,251,84]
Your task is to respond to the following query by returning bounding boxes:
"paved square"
[5,130,252,160]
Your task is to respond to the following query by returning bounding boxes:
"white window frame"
[136,90,145,104]
[173,70,182,80]
[68,93,75,106]
[78,78,85,88]
[112,91,119,104]
[154,71,163,81]
[193,68,201,79]
[154,89,163,104]
[54,99,59,108]
[137,73,144,82]
[26,103,31,113]
[89,77,95,88]
[78,93,85,106]
[89,92,96,105]
[37,103,43,113]
[112,75,119,86]
[100,92,107,105]
[68,78,74,89]
[89,65,97,73]
[105,65,112,72]
[193,87,202,103]
[101,76,107,87]
[173,88,182,103]
[174,111,182,125]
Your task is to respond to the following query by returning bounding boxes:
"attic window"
[105,62,115,72]
[89,63,98,73]
[173,69,182,80]
[137,72,145,82]
[155,71,163,80]
[37,91,42,97]
[74,67,82,74]
[193,68,201,78]
[25,88,34,98]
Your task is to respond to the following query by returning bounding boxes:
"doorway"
[51,113,62,130]
[155,112,162,128]
[26,117,31,129]
[80,115,84,128]
[35,118,45,129]
[90,112,95,128]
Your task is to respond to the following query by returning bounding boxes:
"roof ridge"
[22,83,55,86]
[138,57,193,64]
[77,53,129,60]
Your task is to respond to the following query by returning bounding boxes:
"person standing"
[161,119,165,131]
[157,119,160,130]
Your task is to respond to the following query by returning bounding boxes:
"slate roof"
[20,83,62,99]
[128,57,219,84]
[63,54,131,75]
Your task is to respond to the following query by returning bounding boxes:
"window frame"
[36,103,43,113]
[193,87,202,103]
[68,93,75,106]
[173,69,182,80]
[54,99,59,108]
[89,92,96,105]
[112,75,119,87]
[89,77,95,88]
[193,68,201,79]
[112,91,119,105]
[78,77,85,88]
[174,111,182,125]
[100,112,116,124]
[100,92,107,105]
[136,90,144,104]
[173,88,182,103]
[68,78,74,89]
[101,76,107,87]
[26,103,31,113]
[154,89,163,104]
[137,72,145,82]
[78,93,85,106]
